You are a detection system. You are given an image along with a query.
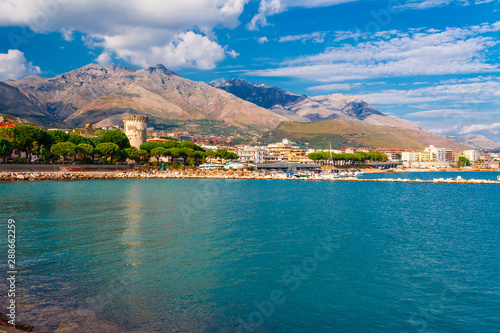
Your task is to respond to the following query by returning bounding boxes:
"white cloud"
[407,109,477,117]
[0,49,41,80]
[396,0,496,11]
[0,0,249,70]
[258,36,269,44]
[247,0,284,31]
[358,80,500,105]
[247,0,358,30]
[227,49,240,58]
[397,0,455,10]
[247,23,500,81]
[95,52,113,65]
[459,123,500,135]
[307,83,355,91]
[279,32,326,43]
[148,32,227,70]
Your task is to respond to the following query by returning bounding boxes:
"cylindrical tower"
[123,115,149,149]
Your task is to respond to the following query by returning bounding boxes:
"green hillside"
[260,118,428,149]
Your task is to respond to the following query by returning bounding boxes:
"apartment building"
[463,150,480,162]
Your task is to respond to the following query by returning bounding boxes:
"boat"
[353,169,365,176]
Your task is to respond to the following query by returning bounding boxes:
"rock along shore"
[0,170,499,185]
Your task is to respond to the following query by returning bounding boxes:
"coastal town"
[1,115,499,189]
[1,115,499,173]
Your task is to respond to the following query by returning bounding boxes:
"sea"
[1,172,499,332]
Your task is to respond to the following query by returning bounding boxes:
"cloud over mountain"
[0,50,40,81]
[0,0,245,69]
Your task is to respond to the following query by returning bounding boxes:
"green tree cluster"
[308,151,388,166]
[0,126,133,165]
[457,156,471,167]
[139,141,238,167]
[1,125,240,167]
[0,138,13,162]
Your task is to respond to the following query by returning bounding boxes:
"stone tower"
[123,115,148,149]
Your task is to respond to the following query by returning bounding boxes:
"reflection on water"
[0,179,499,332]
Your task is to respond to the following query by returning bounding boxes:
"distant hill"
[212,79,422,131]
[262,118,467,150]
[214,79,466,150]
[451,134,499,151]
[0,114,26,125]
[0,65,473,150]
[0,82,62,127]
[211,79,308,122]
[6,64,288,130]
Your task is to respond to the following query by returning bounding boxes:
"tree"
[67,134,89,146]
[136,149,149,163]
[168,147,181,163]
[95,142,120,163]
[38,145,53,163]
[50,142,77,164]
[112,149,128,164]
[0,138,13,163]
[151,147,167,162]
[457,156,470,167]
[0,127,14,140]
[226,152,238,160]
[99,130,130,149]
[140,141,164,153]
[77,143,95,163]
[180,141,205,152]
[164,141,181,149]
[192,150,205,165]
[124,148,137,162]
[308,152,322,163]
[205,150,216,162]
[12,125,45,163]
[369,151,388,162]
[47,130,69,144]
[89,136,102,148]
[214,148,238,160]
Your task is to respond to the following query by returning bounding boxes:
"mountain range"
[0,63,468,150]
[451,134,500,152]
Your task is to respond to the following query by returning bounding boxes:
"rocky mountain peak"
[211,78,306,110]
[145,64,178,76]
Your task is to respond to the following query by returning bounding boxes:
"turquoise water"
[360,171,500,181]
[1,175,499,332]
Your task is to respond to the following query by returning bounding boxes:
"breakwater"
[1,170,499,184]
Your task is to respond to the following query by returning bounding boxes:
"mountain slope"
[262,118,467,150]
[451,134,499,151]
[1,66,473,150]
[212,79,421,130]
[0,82,62,127]
[211,79,306,109]
[6,64,289,130]
[8,65,138,121]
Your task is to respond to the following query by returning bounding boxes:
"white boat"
[353,169,365,176]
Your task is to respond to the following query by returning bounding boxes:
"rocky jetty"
[1,170,499,184]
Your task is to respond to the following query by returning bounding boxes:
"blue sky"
[0,0,499,142]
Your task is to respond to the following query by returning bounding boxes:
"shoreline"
[1,169,499,185]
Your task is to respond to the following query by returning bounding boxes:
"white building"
[236,146,267,164]
[401,151,419,162]
[463,150,480,162]
[425,145,448,162]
